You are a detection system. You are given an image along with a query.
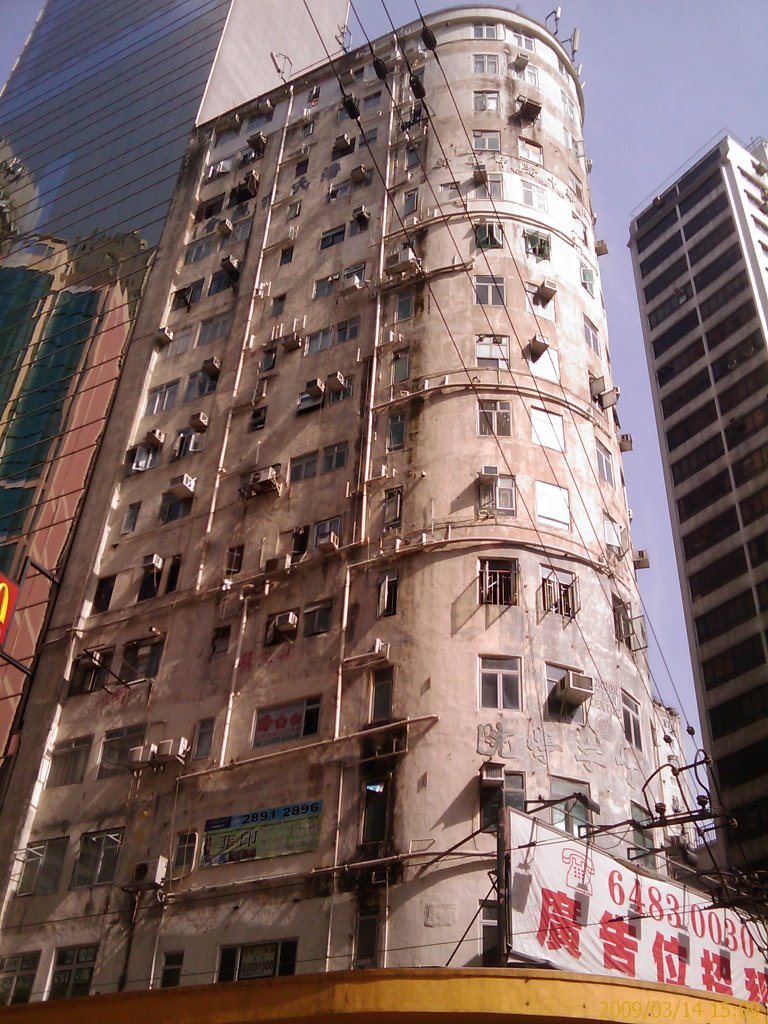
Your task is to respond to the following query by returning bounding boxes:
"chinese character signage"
[201,800,322,867]
[0,572,19,646]
[507,809,768,1003]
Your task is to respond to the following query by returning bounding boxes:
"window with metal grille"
[478,559,518,605]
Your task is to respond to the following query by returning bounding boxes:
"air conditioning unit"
[536,279,558,302]
[633,549,650,570]
[126,856,168,892]
[518,94,543,121]
[247,131,267,153]
[585,158,594,173]
[257,97,274,117]
[301,107,313,122]
[334,133,352,149]
[352,205,370,225]
[556,671,594,706]
[598,387,620,410]
[619,433,633,452]
[264,554,292,574]
[385,249,418,275]
[326,370,345,394]
[169,474,196,497]
[350,164,368,184]
[473,162,488,184]
[154,737,189,764]
[246,466,279,494]
[190,411,209,431]
[479,465,498,481]
[317,531,339,552]
[145,428,165,449]
[279,330,303,351]
[529,333,549,362]
[216,218,233,236]
[155,326,173,346]
[202,356,221,379]
[273,610,298,634]
[590,375,606,398]
[514,52,530,71]
[755,161,768,177]
[404,214,420,228]
[627,508,634,520]
[305,378,326,398]
[221,256,240,282]
[339,278,365,295]
[339,68,354,85]
[595,239,609,256]
[143,553,164,570]
[480,761,505,786]
[128,743,157,769]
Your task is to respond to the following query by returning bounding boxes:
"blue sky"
[2,1,767,738]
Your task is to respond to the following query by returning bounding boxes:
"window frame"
[71,828,124,887]
[17,836,68,896]
[478,559,519,606]
[479,655,521,710]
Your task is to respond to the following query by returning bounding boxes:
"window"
[631,804,655,868]
[596,439,614,485]
[371,667,393,723]
[613,596,633,648]
[531,408,564,451]
[580,263,595,297]
[320,224,346,250]
[359,127,378,145]
[561,89,576,121]
[173,832,197,871]
[518,138,543,165]
[159,492,193,524]
[295,158,309,177]
[514,63,539,87]
[440,181,460,199]
[232,217,251,241]
[160,952,184,989]
[475,222,503,249]
[198,313,231,347]
[322,442,348,472]
[601,516,624,558]
[525,230,550,261]
[253,696,321,748]
[314,273,339,298]
[304,601,332,636]
[622,692,642,750]
[406,146,420,169]
[196,194,225,221]
[474,173,503,199]
[67,649,114,697]
[388,412,406,451]
[280,246,293,266]
[354,913,379,969]
[569,170,584,203]
[478,399,510,436]
[171,280,203,310]
[121,638,163,680]
[184,369,217,401]
[314,516,341,549]
[0,951,40,1005]
[271,293,286,317]
[185,235,216,264]
[541,568,579,618]
[126,443,162,475]
[343,261,366,285]
[377,569,398,617]
[480,474,515,515]
[383,487,403,528]
[92,575,115,614]
[550,778,593,836]
[173,426,206,459]
[328,375,353,403]
[217,941,297,981]
[289,451,317,482]
[208,270,233,297]
[120,502,141,534]
[18,837,68,895]
[525,282,556,322]
[98,725,145,778]
[163,552,182,593]
[562,125,575,151]
[403,189,418,215]
[474,275,505,306]
[224,546,244,578]
[481,771,525,831]
[395,286,414,321]
[473,130,500,152]
[474,91,499,112]
[287,200,301,219]
[261,348,277,372]
[336,317,360,342]
[535,481,570,529]
[473,54,499,73]
[475,335,508,368]
[392,350,410,383]
[481,903,498,966]
[145,379,179,416]
[71,829,123,887]
[249,400,266,430]
[363,90,382,111]
[513,30,535,50]
[137,558,163,601]
[473,23,498,39]
[211,626,230,659]
[583,315,600,355]
[521,180,547,212]
[48,736,91,788]
[48,945,97,999]
[193,718,215,760]
[362,778,389,843]
[479,559,518,606]
[479,655,521,709]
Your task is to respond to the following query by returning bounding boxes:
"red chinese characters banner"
[507,809,768,1004]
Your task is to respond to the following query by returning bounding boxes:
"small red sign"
[0,573,20,646]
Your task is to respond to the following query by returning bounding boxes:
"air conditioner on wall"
[169,474,196,498]
[143,553,164,570]
[154,737,189,764]
[556,671,593,706]
[273,610,298,633]
[128,743,157,769]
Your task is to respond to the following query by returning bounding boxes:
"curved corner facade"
[0,6,699,1004]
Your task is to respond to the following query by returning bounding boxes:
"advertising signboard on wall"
[507,809,768,1004]
[202,800,322,867]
